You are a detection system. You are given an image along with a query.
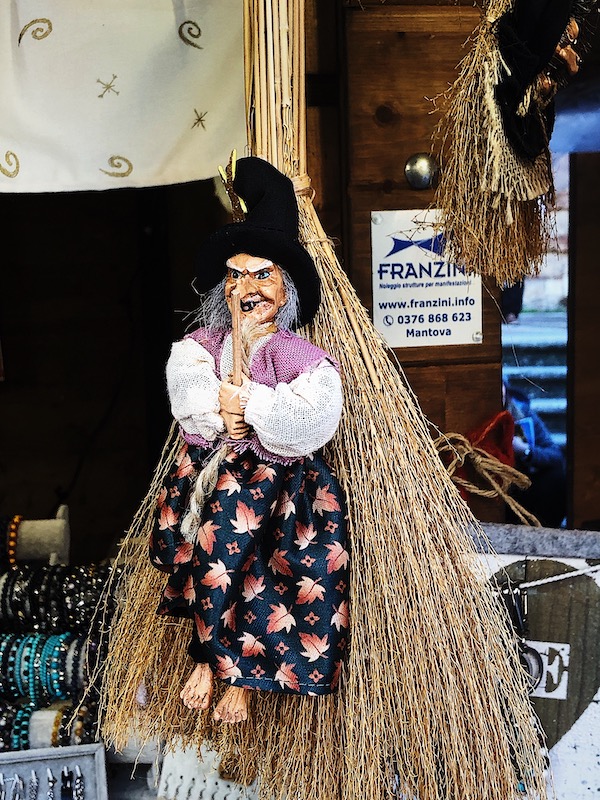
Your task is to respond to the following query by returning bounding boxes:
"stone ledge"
[476,522,600,559]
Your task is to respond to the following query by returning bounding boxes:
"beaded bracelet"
[63,566,88,632]
[77,564,105,633]
[6,515,22,568]
[15,634,34,699]
[20,633,44,702]
[44,564,64,633]
[4,636,25,700]
[50,702,72,747]
[48,633,73,700]
[50,704,62,747]
[38,635,57,701]
[35,565,58,635]
[13,635,30,698]
[58,567,75,632]
[70,566,90,634]
[21,566,39,629]
[73,698,98,745]
[2,567,30,631]
[17,568,35,631]
[1,569,21,626]
[10,703,33,750]
[10,706,24,750]
[72,703,89,745]
[74,699,98,744]
[0,572,9,617]
[26,634,45,709]
[58,702,74,747]
[0,700,17,752]
[19,704,34,750]
[65,638,85,701]
[14,567,34,634]
[77,638,91,692]
[0,633,17,697]
[48,565,68,632]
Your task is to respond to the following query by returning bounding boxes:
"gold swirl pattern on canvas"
[1,151,19,179]
[99,156,133,178]
[178,21,202,49]
[18,18,53,46]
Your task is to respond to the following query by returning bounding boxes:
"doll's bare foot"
[180,663,213,710]
[213,686,249,723]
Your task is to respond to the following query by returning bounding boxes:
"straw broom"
[432,0,554,285]
[98,3,549,800]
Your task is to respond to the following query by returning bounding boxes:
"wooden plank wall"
[341,3,505,520]
[568,153,600,530]
[305,0,344,243]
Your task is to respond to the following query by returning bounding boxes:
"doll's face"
[225,253,287,324]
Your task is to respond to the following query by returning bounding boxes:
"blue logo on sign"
[385,233,445,258]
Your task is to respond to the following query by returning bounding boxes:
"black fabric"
[494,0,574,160]
[496,0,574,87]
[194,158,320,327]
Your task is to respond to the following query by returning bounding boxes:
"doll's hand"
[219,377,250,416]
[221,410,251,440]
[219,378,251,439]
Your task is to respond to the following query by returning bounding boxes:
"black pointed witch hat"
[494,0,598,161]
[194,157,320,327]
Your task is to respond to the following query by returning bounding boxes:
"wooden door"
[344,3,505,520]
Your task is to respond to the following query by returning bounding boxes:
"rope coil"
[434,431,541,527]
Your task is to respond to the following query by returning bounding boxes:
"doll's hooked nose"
[238,271,261,290]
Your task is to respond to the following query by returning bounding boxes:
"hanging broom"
[98,3,549,800]
[431,0,553,286]
[433,0,599,285]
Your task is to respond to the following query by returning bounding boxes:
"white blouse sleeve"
[165,338,225,441]
[243,360,342,458]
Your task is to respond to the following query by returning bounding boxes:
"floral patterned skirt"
[149,442,349,696]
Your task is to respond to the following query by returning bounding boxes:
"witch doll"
[149,157,349,724]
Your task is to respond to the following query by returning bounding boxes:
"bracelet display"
[0,559,115,756]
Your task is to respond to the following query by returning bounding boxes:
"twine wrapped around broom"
[432,0,555,285]
[97,3,549,800]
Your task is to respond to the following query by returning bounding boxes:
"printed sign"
[371,209,483,348]
[528,640,571,700]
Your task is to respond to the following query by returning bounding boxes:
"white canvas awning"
[0,1,246,192]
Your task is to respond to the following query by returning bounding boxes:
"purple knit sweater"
[179,327,338,463]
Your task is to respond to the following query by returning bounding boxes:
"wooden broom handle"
[231,289,243,386]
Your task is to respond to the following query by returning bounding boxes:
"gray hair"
[192,267,300,331]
